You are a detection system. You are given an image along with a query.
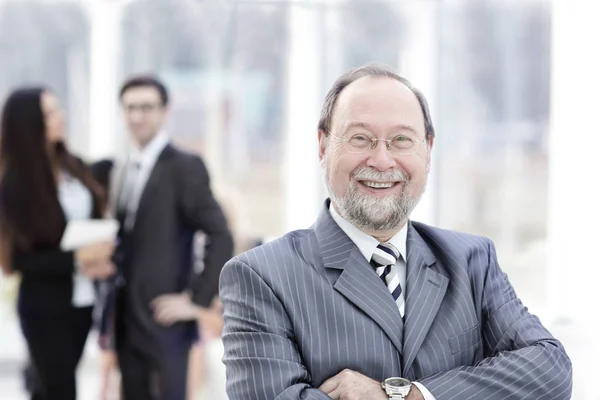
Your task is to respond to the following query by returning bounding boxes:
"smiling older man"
[219,64,572,400]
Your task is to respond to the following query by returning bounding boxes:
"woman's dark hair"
[0,87,105,271]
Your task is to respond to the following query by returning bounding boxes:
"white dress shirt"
[120,132,169,229]
[329,205,437,400]
[58,172,95,307]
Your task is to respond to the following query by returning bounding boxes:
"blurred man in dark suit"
[92,75,233,400]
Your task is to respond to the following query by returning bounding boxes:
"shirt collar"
[329,203,407,262]
[130,132,169,167]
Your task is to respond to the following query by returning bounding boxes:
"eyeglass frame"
[325,130,429,156]
[122,102,165,114]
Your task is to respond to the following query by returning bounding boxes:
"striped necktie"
[371,242,405,317]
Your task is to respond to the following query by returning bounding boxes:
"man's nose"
[128,109,144,123]
[365,140,395,171]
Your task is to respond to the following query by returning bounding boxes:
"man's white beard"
[325,162,425,232]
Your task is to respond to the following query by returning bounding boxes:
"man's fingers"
[151,293,196,325]
[151,296,172,309]
[152,299,184,325]
[153,299,182,315]
[151,294,182,308]
[153,303,177,325]
[325,388,342,400]
[319,375,341,395]
[155,314,175,326]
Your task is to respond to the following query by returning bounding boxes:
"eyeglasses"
[327,132,427,156]
[122,103,163,114]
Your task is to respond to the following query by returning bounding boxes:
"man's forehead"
[338,76,418,103]
[332,77,423,128]
[122,86,161,102]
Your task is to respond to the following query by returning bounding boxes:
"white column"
[284,5,323,232]
[86,0,125,160]
[548,9,599,399]
[228,75,250,180]
[204,71,226,183]
[323,3,345,92]
[66,44,89,156]
[547,1,600,323]
[396,1,439,226]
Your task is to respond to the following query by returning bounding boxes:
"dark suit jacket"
[219,200,572,400]
[13,163,104,316]
[92,144,234,350]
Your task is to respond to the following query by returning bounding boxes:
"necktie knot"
[371,242,400,268]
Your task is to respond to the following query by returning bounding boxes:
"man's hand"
[318,369,388,400]
[151,292,199,326]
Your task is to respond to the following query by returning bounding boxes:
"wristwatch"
[381,377,412,399]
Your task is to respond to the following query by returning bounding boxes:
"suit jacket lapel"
[402,222,449,373]
[132,145,174,229]
[315,201,405,357]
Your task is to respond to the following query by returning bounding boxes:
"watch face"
[385,377,411,388]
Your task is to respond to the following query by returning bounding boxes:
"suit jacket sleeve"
[220,257,331,400]
[177,155,234,307]
[12,248,75,277]
[418,240,572,400]
[12,159,104,277]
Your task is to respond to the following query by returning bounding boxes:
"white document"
[60,219,119,251]
[60,219,119,307]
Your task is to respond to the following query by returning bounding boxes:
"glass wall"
[434,1,552,311]
[0,0,90,152]
[119,0,289,236]
[2,1,594,398]
[118,0,552,311]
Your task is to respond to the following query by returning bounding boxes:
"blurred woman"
[0,87,115,400]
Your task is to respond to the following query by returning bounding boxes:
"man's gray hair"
[317,64,435,139]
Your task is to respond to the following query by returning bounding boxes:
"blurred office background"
[0,0,597,399]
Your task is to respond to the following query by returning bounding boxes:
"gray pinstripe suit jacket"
[220,201,572,399]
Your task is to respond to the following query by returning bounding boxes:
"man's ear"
[426,135,434,173]
[318,130,328,162]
